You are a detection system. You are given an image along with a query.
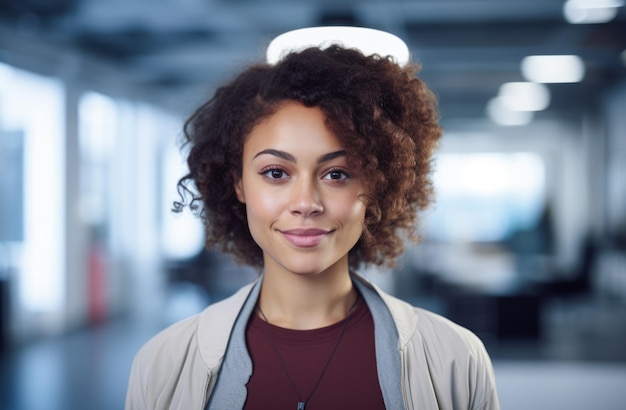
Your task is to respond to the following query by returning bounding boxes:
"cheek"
[354,204,367,229]
[242,184,284,228]
[246,187,284,215]
[244,203,269,248]
[338,195,367,230]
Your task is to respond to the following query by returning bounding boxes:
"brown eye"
[260,167,289,180]
[323,169,350,180]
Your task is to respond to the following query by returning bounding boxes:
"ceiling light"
[564,0,623,24]
[266,26,410,66]
[498,82,551,112]
[521,55,585,83]
[487,97,534,126]
[0,61,13,88]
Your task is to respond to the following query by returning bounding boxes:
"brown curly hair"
[175,45,441,269]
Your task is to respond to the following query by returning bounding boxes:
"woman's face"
[235,101,366,278]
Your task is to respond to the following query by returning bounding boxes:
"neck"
[258,262,356,330]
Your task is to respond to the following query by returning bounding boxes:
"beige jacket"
[126,276,500,409]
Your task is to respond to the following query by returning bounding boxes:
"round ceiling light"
[266,26,410,66]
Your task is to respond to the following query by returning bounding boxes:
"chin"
[284,264,328,277]
[278,256,344,277]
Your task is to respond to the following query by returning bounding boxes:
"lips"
[279,228,331,247]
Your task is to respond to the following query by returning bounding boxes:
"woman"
[126,32,500,410]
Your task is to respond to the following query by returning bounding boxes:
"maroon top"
[244,296,386,410]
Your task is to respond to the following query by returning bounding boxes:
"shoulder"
[126,281,258,408]
[371,283,487,358]
[412,306,500,408]
[131,314,202,375]
[132,281,256,372]
[125,314,204,409]
[415,306,488,357]
[356,276,499,408]
[382,292,500,409]
[386,290,492,367]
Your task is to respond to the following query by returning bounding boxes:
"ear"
[234,177,245,203]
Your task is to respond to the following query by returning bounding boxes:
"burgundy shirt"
[244,297,386,410]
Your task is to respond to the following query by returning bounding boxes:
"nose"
[289,177,324,217]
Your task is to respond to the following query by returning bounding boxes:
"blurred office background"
[0,0,625,408]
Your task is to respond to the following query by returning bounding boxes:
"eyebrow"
[253,149,346,164]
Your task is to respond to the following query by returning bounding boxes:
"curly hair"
[175,45,442,269]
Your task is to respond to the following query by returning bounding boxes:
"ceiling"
[1,0,625,124]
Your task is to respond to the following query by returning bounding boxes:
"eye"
[323,168,350,180]
[260,167,289,180]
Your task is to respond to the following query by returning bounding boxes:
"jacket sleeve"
[408,308,501,410]
[124,315,205,410]
[468,337,500,410]
[125,346,151,410]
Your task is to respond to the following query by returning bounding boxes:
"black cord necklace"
[256,294,359,410]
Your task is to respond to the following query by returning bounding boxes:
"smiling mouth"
[280,229,331,247]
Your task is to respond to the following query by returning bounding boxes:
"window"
[427,152,546,243]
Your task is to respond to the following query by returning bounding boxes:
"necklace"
[256,294,359,410]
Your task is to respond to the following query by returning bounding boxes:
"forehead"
[243,102,344,155]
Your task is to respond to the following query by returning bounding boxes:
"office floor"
[0,317,161,410]
[1,295,625,410]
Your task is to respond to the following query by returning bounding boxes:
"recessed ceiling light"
[521,55,585,83]
[563,0,623,24]
[499,82,551,112]
[487,96,534,126]
[266,26,410,66]
[0,61,13,88]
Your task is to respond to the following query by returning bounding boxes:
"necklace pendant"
[297,402,305,410]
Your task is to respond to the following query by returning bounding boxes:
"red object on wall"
[88,244,107,324]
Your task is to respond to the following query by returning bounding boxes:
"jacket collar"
[353,274,420,348]
[196,278,262,369]
[195,273,420,369]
